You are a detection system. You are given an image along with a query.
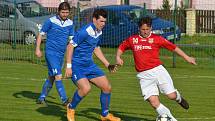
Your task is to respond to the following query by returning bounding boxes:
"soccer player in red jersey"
[116,17,197,120]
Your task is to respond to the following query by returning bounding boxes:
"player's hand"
[65,68,72,78]
[108,64,119,73]
[35,49,42,58]
[188,57,197,65]
[116,56,124,66]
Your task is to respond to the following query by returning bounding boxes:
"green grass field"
[0,59,215,121]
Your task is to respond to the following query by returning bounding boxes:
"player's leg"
[165,90,189,109]
[137,66,177,121]
[67,78,90,121]
[68,66,91,109]
[37,55,55,104]
[90,76,121,121]
[47,54,68,105]
[89,64,120,121]
[147,96,177,121]
[157,65,189,109]
[37,76,54,101]
[69,78,90,108]
[55,74,68,105]
[67,66,91,121]
[90,76,111,116]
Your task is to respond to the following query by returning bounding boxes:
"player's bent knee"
[102,85,112,93]
[148,96,160,108]
[80,86,91,96]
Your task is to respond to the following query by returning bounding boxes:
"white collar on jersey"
[86,25,102,38]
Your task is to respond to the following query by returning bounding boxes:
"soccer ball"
[156,114,172,121]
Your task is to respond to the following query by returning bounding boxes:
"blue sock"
[69,90,83,109]
[55,80,67,103]
[100,92,111,117]
[39,79,53,99]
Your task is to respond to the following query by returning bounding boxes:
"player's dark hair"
[138,17,152,27]
[58,2,70,12]
[92,9,107,19]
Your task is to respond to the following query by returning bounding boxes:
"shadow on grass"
[13,90,40,99]
[12,91,154,121]
[36,104,67,121]
[13,90,59,105]
[12,91,67,120]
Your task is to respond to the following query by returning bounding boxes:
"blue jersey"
[40,15,74,56]
[70,23,102,66]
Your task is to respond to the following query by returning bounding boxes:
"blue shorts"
[72,64,105,83]
[45,53,64,76]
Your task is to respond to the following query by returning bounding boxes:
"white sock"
[175,90,182,103]
[156,103,177,121]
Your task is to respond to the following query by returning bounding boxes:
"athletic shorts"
[71,64,105,83]
[45,53,64,76]
[136,65,176,100]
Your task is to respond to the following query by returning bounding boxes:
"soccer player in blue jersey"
[65,9,121,121]
[35,2,74,106]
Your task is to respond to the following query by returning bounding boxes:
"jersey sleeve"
[69,29,87,47]
[118,37,131,52]
[40,18,52,35]
[159,36,176,51]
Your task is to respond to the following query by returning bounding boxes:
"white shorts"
[136,65,176,100]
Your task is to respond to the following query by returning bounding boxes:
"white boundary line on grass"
[174,75,215,79]
[0,76,40,81]
[1,74,215,80]
[178,117,215,120]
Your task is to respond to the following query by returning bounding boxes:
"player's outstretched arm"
[174,47,197,65]
[94,47,118,72]
[94,47,110,67]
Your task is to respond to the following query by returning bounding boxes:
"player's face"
[58,9,70,21]
[139,24,152,38]
[93,16,106,31]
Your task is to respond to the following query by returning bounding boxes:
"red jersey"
[119,33,176,72]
